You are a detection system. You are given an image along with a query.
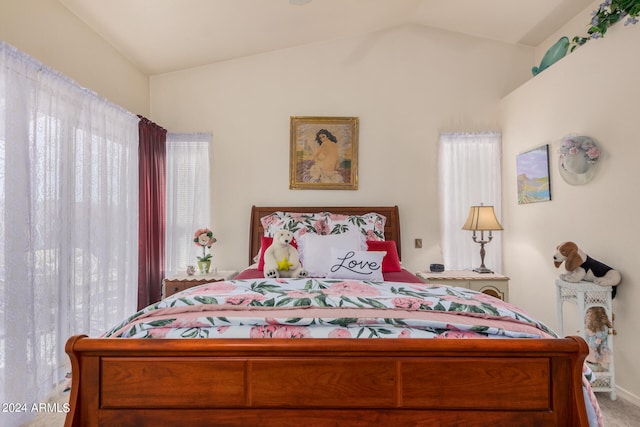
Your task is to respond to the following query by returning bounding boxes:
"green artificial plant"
[572,0,640,50]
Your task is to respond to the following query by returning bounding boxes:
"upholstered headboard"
[248,205,401,265]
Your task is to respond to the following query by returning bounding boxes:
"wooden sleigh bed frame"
[65,205,590,426]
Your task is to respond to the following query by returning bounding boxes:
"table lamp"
[461,204,503,273]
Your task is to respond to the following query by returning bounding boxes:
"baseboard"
[615,385,640,407]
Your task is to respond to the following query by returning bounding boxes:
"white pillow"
[326,249,386,281]
[300,232,365,277]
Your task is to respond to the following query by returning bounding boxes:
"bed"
[64,205,597,426]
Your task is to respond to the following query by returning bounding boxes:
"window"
[165,133,212,275]
[0,41,138,425]
[439,132,502,272]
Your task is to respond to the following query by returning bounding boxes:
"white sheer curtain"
[439,132,503,272]
[165,133,211,275]
[0,42,139,425]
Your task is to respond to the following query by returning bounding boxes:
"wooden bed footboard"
[65,335,589,426]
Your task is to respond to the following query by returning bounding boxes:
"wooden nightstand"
[162,270,238,298]
[416,270,510,302]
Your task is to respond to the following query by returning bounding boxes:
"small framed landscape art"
[289,116,358,190]
[516,144,551,204]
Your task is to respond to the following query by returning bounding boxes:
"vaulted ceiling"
[58,0,595,75]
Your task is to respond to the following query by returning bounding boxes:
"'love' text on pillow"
[327,250,386,280]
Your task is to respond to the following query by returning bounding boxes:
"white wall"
[501,23,640,403]
[0,0,149,116]
[150,24,532,273]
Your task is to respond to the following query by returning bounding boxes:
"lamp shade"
[462,205,503,231]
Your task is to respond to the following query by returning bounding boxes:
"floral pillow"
[326,249,386,281]
[325,212,386,241]
[260,212,329,240]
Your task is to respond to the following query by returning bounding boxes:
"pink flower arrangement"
[559,135,600,164]
[193,228,217,262]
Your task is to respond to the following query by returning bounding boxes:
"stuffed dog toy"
[263,229,307,279]
[553,241,621,296]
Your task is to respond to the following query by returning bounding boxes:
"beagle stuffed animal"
[553,241,621,296]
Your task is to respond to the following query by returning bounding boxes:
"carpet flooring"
[598,392,640,426]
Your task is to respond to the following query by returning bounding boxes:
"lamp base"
[472,266,494,274]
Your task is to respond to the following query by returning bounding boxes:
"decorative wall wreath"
[558,135,601,185]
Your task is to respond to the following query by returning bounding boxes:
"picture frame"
[289,116,359,190]
[516,144,551,204]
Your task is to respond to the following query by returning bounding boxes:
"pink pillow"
[257,236,298,271]
[366,240,401,272]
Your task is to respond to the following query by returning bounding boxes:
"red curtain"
[138,116,167,309]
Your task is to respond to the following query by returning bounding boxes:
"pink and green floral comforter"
[102,277,602,426]
[104,278,557,339]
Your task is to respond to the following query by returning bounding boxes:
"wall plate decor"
[516,144,551,204]
[289,116,358,190]
[558,134,600,185]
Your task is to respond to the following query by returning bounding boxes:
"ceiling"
[58,0,595,75]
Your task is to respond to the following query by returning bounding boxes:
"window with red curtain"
[138,116,167,309]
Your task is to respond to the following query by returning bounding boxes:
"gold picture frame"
[289,116,359,190]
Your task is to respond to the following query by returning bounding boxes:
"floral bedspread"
[102,277,602,426]
[105,278,557,339]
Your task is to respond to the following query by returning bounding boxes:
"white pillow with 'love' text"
[326,249,386,281]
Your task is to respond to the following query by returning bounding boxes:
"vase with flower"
[193,228,217,274]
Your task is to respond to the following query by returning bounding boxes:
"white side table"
[556,279,616,400]
[416,270,509,301]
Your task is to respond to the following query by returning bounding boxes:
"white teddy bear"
[263,229,307,279]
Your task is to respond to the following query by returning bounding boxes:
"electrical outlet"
[415,238,422,249]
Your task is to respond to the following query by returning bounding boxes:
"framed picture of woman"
[289,116,359,190]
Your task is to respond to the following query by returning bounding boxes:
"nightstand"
[416,270,510,301]
[162,270,238,298]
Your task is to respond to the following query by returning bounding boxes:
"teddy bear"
[553,241,621,297]
[263,229,307,279]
